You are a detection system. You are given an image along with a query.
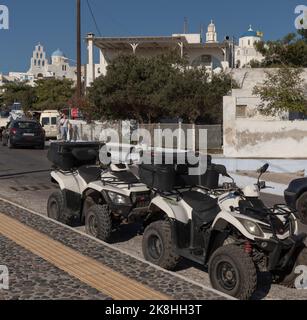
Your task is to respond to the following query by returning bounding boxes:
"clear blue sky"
[0,0,303,74]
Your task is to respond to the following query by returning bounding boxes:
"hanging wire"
[86,0,102,36]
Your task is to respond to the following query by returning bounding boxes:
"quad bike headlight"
[108,192,130,205]
[239,219,264,237]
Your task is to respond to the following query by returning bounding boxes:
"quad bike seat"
[78,165,102,184]
[182,191,220,224]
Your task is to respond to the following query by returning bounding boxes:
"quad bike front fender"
[212,211,260,241]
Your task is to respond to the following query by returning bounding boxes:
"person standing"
[60,114,69,141]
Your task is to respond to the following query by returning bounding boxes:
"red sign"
[71,108,79,119]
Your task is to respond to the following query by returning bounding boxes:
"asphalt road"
[0,144,307,300]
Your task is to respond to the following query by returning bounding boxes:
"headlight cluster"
[238,219,264,237]
[108,192,130,205]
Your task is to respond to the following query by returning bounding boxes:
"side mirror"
[257,163,269,174]
[214,164,231,178]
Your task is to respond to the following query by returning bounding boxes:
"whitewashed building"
[85,21,231,87]
[28,44,78,81]
[223,68,307,158]
[2,44,84,87]
[235,26,264,68]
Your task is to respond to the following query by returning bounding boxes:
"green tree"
[253,67,307,116]
[88,53,182,123]
[254,31,307,67]
[0,82,36,112]
[88,53,235,124]
[34,78,74,111]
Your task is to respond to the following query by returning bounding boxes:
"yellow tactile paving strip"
[0,213,170,300]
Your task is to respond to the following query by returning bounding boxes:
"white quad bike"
[47,142,151,242]
[141,162,307,300]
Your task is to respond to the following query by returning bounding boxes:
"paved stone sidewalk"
[0,200,230,300]
[0,236,110,300]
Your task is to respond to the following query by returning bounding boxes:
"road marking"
[9,184,57,192]
[10,185,50,192]
[0,213,170,300]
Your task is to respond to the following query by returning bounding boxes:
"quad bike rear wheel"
[273,246,307,288]
[47,191,74,225]
[85,204,112,242]
[209,245,257,300]
[142,220,181,270]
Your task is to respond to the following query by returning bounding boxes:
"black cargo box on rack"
[48,142,102,170]
[175,154,219,189]
[139,164,176,192]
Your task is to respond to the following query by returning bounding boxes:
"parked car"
[2,120,45,149]
[285,178,307,225]
[40,110,60,140]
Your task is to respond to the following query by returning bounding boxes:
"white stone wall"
[223,68,307,158]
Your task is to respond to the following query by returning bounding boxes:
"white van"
[40,110,60,139]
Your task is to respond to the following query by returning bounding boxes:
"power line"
[86,0,102,37]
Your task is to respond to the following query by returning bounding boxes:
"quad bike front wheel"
[142,220,181,270]
[209,245,257,300]
[85,204,112,242]
[47,191,73,225]
[273,246,307,288]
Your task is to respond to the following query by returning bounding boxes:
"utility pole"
[184,17,188,34]
[76,0,82,100]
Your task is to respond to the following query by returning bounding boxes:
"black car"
[1,120,45,149]
[285,178,307,225]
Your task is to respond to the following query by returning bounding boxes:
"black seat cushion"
[78,166,101,184]
[112,171,139,184]
[182,191,218,211]
[182,191,220,224]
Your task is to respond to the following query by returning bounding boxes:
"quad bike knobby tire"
[142,220,181,270]
[85,204,113,242]
[209,244,257,300]
[47,191,74,226]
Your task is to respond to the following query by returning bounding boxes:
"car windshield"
[42,118,50,126]
[14,122,40,130]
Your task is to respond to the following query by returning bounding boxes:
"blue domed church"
[28,43,80,81]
